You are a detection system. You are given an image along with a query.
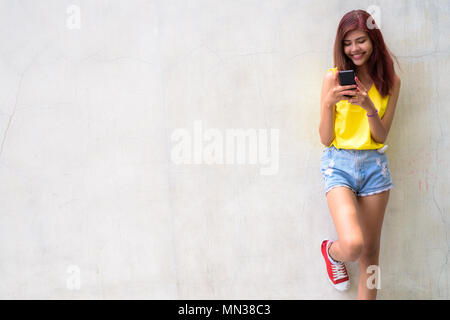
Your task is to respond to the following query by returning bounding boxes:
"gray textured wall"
[0,0,448,299]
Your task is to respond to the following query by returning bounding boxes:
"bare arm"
[318,71,336,146]
[366,75,401,143]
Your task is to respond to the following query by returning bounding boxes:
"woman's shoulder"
[327,67,338,73]
[387,74,401,96]
[323,67,337,83]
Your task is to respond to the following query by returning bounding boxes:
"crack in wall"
[0,71,25,161]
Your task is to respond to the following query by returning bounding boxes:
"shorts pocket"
[321,146,333,159]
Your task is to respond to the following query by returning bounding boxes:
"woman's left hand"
[348,76,376,112]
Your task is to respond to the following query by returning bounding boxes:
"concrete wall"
[0,0,448,299]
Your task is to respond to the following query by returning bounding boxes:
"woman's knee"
[340,236,364,261]
[359,243,380,262]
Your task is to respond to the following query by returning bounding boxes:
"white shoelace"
[331,263,348,281]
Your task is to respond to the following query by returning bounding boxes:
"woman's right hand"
[324,70,358,107]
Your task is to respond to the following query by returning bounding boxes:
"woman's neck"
[355,64,371,82]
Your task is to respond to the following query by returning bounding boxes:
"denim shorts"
[320,145,394,197]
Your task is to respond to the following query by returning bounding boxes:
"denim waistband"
[327,144,388,154]
[325,144,388,155]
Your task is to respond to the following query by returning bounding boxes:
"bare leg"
[356,190,390,300]
[326,187,364,263]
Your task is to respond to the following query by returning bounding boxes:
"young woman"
[318,10,401,299]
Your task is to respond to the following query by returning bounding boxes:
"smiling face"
[343,30,373,67]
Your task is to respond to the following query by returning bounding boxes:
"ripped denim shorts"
[320,145,394,197]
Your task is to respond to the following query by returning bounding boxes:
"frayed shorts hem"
[325,184,356,196]
[325,184,394,197]
[357,184,394,197]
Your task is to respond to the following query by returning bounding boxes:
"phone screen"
[339,70,356,98]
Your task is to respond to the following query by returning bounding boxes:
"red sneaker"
[321,239,350,291]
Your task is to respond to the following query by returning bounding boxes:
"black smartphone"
[339,70,357,98]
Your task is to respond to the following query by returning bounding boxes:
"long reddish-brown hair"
[333,10,400,97]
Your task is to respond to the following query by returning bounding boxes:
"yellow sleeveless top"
[327,67,390,150]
